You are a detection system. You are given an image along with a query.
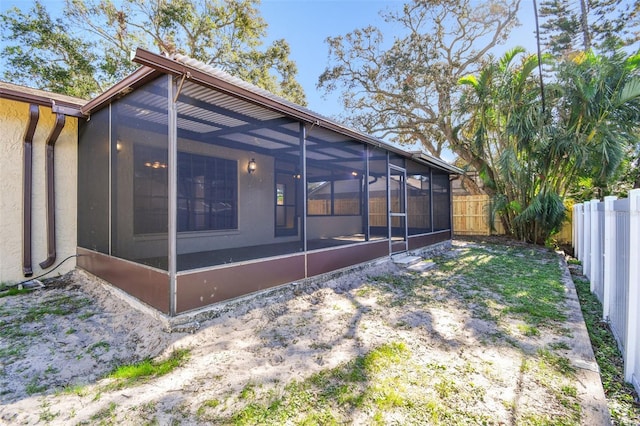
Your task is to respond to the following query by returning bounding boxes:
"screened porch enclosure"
[77,71,453,315]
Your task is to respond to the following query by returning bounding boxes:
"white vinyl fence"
[573,189,640,392]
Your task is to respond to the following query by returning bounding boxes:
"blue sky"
[0,0,539,120]
[259,0,539,118]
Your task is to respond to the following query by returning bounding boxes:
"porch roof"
[82,48,461,175]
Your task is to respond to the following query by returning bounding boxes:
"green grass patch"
[573,274,640,425]
[430,245,567,329]
[0,287,32,298]
[223,341,497,425]
[25,377,47,395]
[22,295,92,322]
[90,401,117,422]
[106,348,190,389]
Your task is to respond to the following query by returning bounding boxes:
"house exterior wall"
[0,98,78,283]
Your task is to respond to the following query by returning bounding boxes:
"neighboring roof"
[83,48,461,174]
[0,81,85,117]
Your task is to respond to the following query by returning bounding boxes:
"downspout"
[23,104,40,277]
[39,112,67,269]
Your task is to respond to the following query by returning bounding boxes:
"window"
[307,170,362,216]
[134,147,238,234]
[134,145,169,235]
[177,152,237,232]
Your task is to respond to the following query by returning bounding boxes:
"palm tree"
[458,49,640,244]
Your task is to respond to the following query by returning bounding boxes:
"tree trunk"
[579,0,591,50]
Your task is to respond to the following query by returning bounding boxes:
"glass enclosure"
[112,78,169,270]
[368,147,388,240]
[78,75,453,277]
[78,107,110,254]
[78,78,170,270]
[175,80,303,271]
[306,127,366,249]
[433,171,451,231]
[407,161,432,235]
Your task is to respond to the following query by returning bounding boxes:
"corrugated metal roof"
[169,52,461,174]
[82,48,461,174]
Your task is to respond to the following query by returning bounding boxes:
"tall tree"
[318,0,521,171]
[539,0,640,55]
[538,0,582,56]
[1,0,307,104]
[458,49,640,242]
[0,2,99,98]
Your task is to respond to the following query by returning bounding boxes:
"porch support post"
[364,145,370,241]
[300,122,307,275]
[625,189,640,383]
[602,196,616,320]
[168,74,178,316]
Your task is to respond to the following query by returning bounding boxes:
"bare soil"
[0,240,608,425]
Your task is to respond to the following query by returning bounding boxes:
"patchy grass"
[105,348,190,390]
[0,287,32,298]
[197,242,582,425]
[430,245,567,329]
[0,240,595,424]
[573,273,640,425]
[0,293,94,364]
[22,295,92,322]
[217,342,493,425]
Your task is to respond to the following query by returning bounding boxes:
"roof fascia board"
[132,51,426,160]
[0,87,84,117]
[81,66,160,116]
[411,153,463,174]
[131,48,459,174]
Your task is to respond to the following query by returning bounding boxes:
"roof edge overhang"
[83,47,460,174]
[0,85,85,118]
[133,49,461,174]
[81,66,160,116]
[411,152,463,174]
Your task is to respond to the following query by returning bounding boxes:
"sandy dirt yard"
[0,240,609,425]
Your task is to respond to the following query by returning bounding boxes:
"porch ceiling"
[120,77,366,167]
[87,48,460,174]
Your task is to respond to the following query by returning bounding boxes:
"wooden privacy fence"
[453,195,504,236]
[573,189,640,392]
[452,195,572,243]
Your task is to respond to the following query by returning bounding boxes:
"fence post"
[579,203,584,259]
[584,201,591,278]
[602,196,617,321]
[571,204,580,255]
[576,203,583,260]
[589,199,599,289]
[625,189,640,383]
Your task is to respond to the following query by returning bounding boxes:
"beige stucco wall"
[0,98,78,283]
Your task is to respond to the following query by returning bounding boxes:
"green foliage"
[0,1,99,98]
[458,49,640,242]
[554,51,640,200]
[1,0,306,104]
[318,0,521,159]
[106,348,190,389]
[539,0,640,55]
